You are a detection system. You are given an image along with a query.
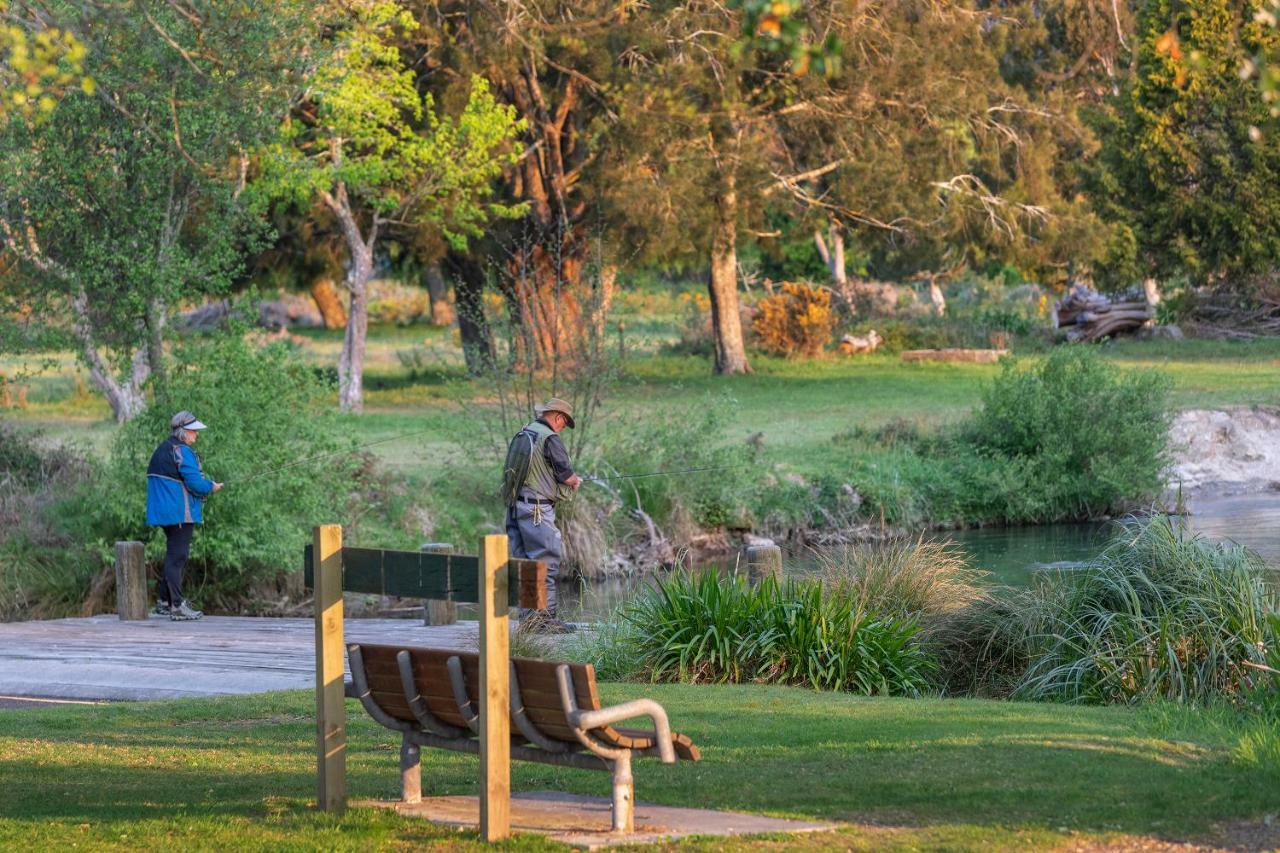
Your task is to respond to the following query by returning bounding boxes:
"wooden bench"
[346,643,701,833]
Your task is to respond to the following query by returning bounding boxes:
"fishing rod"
[231,433,745,486]
[232,428,437,484]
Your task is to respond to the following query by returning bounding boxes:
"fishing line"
[582,463,747,483]
[232,428,437,484]
[232,435,746,486]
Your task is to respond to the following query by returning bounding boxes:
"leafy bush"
[1012,517,1278,705]
[0,422,96,620]
[752,281,837,358]
[973,347,1172,517]
[71,334,364,607]
[834,348,1171,526]
[622,569,936,695]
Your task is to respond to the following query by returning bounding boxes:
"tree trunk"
[445,252,494,374]
[928,276,947,316]
[145,298,167,391]
[337,281,369,413]
[708,178,751,375]
[422,263,454,326]
[70,288,148,422]
[507,234,584,367]
[310,277,347,329]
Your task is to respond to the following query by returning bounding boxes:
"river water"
[557,491,1280,621]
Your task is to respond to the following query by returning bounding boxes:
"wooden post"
[113,541,147,621]
[421,542,457,626]
[313,524,346,813]
[478,534,511,841]
[746,544,783,583]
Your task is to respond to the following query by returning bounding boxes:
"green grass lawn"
[6,332,1277,482]
[0,685,1276,850]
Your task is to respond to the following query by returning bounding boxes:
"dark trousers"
[158,523,195,605]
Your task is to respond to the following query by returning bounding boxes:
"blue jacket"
[146,437,214,526]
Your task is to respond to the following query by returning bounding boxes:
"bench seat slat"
[349,643,702,766]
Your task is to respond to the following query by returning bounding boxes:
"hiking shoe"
[153,601,171,616]
[170,601,203,621]
[523,614,576,635]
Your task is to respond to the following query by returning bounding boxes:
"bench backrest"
[351,643,601,745]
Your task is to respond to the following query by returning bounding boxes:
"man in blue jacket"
[146,411,222,621]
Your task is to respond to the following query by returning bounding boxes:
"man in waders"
[501,398,582,634]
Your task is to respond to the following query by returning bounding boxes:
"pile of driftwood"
[1054,283,1154,342]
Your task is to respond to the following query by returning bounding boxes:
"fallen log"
[901,348,1009,364]
[1054,283,1154,342]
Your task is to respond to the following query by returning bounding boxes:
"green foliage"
[1098,0,1280,284]
[622,569,936,695]
[0,0,314,416]
[834,349,1171,526]
[592,402,759,530]
[0,420,94,619]
[0,1,92,120]
[72,334,362,606]
[1010,518,1279,705]
[256,3,524,250]
[973,347,1172,517]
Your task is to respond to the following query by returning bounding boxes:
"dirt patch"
[1168,407,1280,494]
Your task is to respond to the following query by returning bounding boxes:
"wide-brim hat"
[171,411,207,431]
[534,397,575,429]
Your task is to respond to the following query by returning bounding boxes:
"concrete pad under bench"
[362,791,836,849]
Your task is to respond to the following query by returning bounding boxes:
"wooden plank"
[421,543,457,627]
[478,534,510,841]
[302,546,545,610]
[313,525,346,813]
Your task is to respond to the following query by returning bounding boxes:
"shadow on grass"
[0,686,1275,845]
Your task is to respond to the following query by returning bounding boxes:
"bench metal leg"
[400,735,421,804]
[610,751,634,833]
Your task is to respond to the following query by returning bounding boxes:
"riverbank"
[1168,406,1280,497]
[3,334,1278,617]
[1,685,1276,850]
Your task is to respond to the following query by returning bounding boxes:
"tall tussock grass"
[815,538,989,623]
[622,569,935,695]
[1005,517,1278,704]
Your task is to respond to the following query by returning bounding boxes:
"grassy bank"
[0,686,1277,850]
[5,332,1280,479]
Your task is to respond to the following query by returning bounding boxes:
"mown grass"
[5,331,1279,481]
[0,686,1276,850]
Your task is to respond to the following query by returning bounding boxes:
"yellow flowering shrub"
[752,281,836,358]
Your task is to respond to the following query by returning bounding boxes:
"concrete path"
[0,614,484,701]
[370,792,836,849]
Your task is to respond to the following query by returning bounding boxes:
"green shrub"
[70,334,365,607]
[833,348,1172,526]
[0,421,96,620]
[1007,518,1278,704]
[622,569,936,695]
[972,347,1171,517]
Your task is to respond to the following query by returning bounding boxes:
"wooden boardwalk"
[0,614,486,701]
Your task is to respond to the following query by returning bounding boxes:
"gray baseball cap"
[170,411,207,431]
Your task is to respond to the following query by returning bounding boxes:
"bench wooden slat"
[350,643,701,760]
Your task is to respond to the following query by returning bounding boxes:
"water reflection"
[557,492,1280,622]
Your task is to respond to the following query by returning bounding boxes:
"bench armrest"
[555,665,677,764]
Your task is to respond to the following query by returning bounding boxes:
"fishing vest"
[501,420,570,505]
